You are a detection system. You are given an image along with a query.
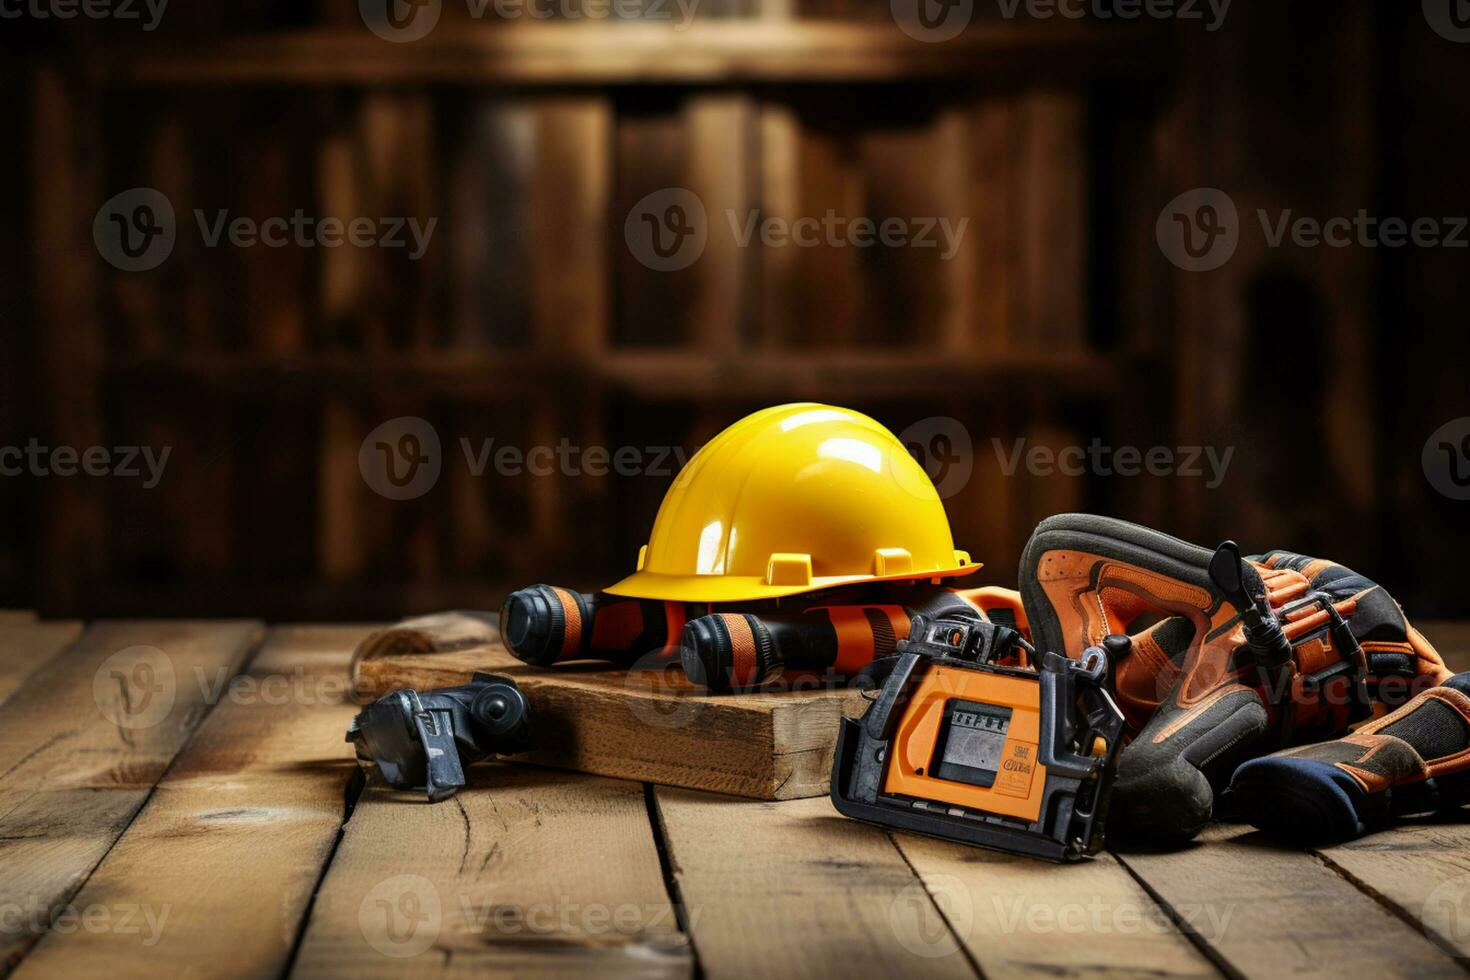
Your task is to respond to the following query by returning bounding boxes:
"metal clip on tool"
[347,673,531,802]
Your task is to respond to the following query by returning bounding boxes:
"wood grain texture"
[1016,90,1087,352]
[533,96,611,354]
[1116,823,1463,978]
[893,835,1217,979]
[11,626,371,980]
[0,620,82,706]
[291,766,692,979]
[353,643,866,800]
[686,92,756,353]
[32,67,103,614]
[353,613,497,663]
[653,790,978,980]
[1316,825,1470,964]
[0,621,262,972]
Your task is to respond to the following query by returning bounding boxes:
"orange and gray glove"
[1018,513,1449,845]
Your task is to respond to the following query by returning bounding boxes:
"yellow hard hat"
[605,403,979,602]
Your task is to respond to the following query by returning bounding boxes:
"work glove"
[1019,514,1449,845]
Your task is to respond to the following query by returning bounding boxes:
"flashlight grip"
[499,586,690,667]
[681,605,912,691]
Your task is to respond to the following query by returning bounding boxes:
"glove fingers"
[1110,683,1269,845]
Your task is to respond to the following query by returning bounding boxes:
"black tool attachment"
[831,613,1125,862]
[347,673,531,802]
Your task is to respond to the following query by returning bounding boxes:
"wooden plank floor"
[2,619,1469,979]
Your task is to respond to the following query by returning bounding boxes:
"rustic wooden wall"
[7,1,1467,618]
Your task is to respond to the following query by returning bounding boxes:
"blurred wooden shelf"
[97,21,1167,86]
[106,349,1136,400]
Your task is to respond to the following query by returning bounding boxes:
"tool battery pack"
[830,614,1125,861]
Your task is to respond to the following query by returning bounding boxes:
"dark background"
[2,0,1468,620]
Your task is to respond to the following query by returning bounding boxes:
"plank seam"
[1109,850,1240,980]
[0,623,269,978]
[884,830,988,980]
[645,784,705,980]
[1311,847,1470,972]
[279,765,368,979]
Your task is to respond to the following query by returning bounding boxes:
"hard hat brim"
[603,561,983,603]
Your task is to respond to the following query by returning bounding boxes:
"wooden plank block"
[0,621,82,706]
[290,767,692,979]
[11,626,371,980]
[652,790,978,980]
[0,621,262,973]
[352,644,865,800]
[1115,823,1463,978]
[891,835,1216,978]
